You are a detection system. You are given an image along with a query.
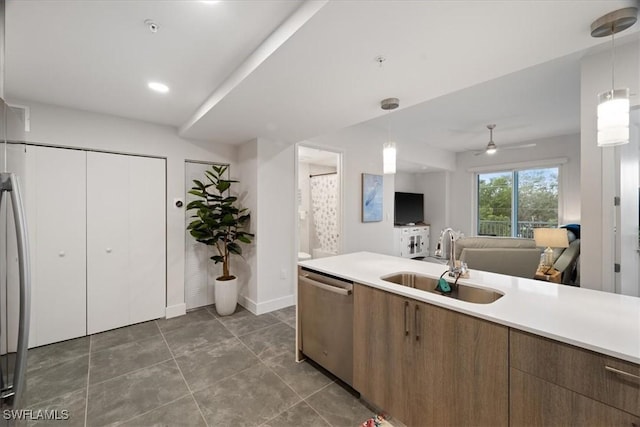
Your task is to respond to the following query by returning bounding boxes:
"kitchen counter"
[299,251,640,364]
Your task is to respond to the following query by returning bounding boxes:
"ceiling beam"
[179,0,328,136]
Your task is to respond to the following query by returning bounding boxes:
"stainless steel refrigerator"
[0,0,32,423]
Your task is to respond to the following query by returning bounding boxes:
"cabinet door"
[511,368,639,426]
[411,301,508,427]
[87,152,130,334]
[27,146,87,346]
[353,284,412,424]
[128,155,165,324]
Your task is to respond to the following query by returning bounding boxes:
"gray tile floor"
[23,305,374,427]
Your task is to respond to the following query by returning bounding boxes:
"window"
[477,167,559,238]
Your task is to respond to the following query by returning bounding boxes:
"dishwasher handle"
[299,275,352,296]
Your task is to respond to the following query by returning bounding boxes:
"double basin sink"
[381,272,504,304]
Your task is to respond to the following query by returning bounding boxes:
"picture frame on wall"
[362,173,383,222]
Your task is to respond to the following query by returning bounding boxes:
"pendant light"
[381,97,399,174]
[590,7,637,147]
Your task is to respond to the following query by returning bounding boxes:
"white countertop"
[299,251,640,364]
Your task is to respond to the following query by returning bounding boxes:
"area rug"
[360,414,395,427]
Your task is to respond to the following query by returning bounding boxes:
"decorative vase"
[214,276,238,316]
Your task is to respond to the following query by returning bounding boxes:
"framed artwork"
[362,173,383,222]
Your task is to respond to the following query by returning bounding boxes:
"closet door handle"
[58,251,65,257]
[106,248,112,253]
[404,301,409,336]
[415,305,420,341]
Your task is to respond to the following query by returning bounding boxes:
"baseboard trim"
[165,303,186,319]
[238,294,295,315]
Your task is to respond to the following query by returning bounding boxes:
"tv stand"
[393,225,429,259]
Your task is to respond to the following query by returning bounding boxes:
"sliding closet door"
[128,155,165,324]
[87,152,130,334]
[27,146,86,346]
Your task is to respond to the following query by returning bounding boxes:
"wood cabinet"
[510,330,640,425]
[511,369,639,426]
[353,284,508,427]
[354,285,412,422]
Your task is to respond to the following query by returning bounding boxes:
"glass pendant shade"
[597,88,630,146]
[383,141,396,174]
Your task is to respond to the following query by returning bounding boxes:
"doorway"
[295,145,343,262]
[614,108,640,296]
[184,160,227,310]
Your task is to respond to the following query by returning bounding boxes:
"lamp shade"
[533,228,569,249]
[597,88,630,147]
[383,141,396,174]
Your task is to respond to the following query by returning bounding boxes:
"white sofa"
[454,236,541,279]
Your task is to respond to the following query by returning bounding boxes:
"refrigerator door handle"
[0,173,31,409]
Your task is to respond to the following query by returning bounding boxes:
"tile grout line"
[230,327,307,425]
[83,335,92,427]
[112,392,193,426]
[300,381,339,427]
[155,319,210,427]
[230,322,333,427]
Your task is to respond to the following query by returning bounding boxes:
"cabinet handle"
[58,251,65,257]
[415,305,420,341]
[404,301,409,336]
[605,365,640,381]
[106,248,112,253]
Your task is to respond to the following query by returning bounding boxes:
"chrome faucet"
[440,228,459,277]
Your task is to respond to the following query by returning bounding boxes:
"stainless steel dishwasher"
[298,267,353,386]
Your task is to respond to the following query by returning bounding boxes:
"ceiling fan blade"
[499,143,537,151]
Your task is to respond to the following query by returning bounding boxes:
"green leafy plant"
[187,165,253,280]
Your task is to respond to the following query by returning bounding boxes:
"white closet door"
[128,155,165,323]
[87,152,130,334]
[27,146,87,346]
[185,161,217,310]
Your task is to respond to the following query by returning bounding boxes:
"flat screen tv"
[394,192,424,225]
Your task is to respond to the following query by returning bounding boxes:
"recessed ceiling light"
[148,82,169,93]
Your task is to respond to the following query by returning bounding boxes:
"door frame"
[293,142,345,259]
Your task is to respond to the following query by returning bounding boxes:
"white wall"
[236,139,258,307]
[10,100,237,317]
[447,133,581,235]
[580,40,639,292]
[256,139,296,311]
[416,171,450,254]
[394,172,418,193]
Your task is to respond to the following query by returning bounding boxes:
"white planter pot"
[214,277,238,316]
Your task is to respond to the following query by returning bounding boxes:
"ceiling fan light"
[597,88,630,146]
[486,141,497,154]
[383,141,396,174]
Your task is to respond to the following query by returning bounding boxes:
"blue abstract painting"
[362,173,383,222]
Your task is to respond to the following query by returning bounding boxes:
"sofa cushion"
[454,236,536,260]
[459,248,541,279]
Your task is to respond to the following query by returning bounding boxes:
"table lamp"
[533,228,569,271]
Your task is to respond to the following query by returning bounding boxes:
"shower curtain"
[310,174,338,255]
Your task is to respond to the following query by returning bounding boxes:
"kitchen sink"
[380,272,504,304]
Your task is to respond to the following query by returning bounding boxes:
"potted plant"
[187,165,253,316]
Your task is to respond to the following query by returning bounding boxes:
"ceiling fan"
[472,124,536,156]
